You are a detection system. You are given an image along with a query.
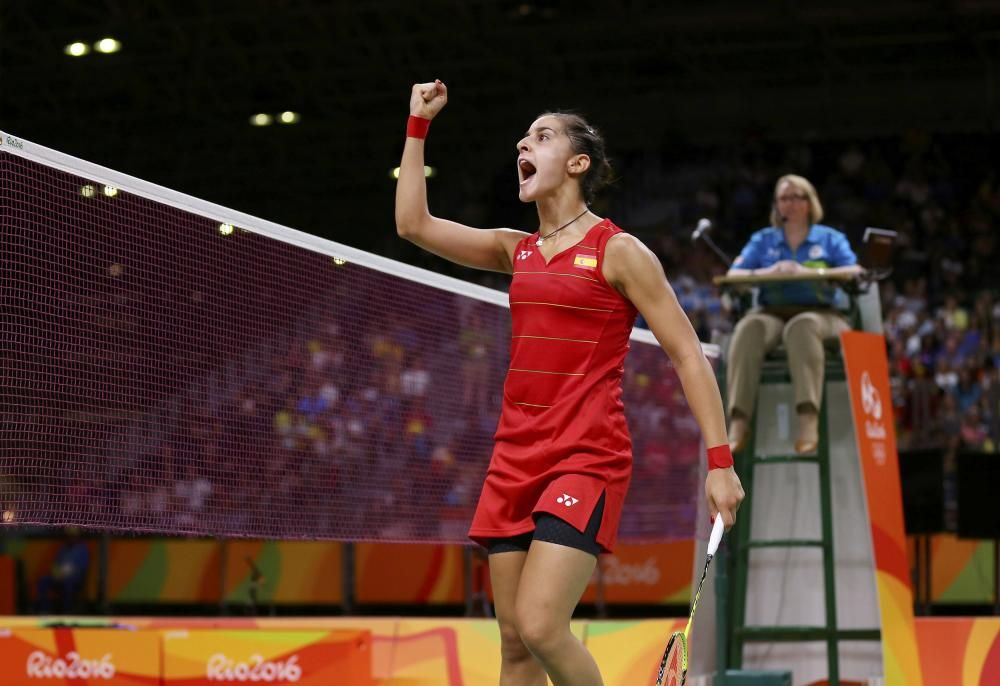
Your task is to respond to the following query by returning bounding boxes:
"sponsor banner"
[0,555,16,614]
[162,629,370,685]
[9,538,696,606]
[841,331,922,686]
[0,618,992,683]
[356,541,694,605]
[915,617,1000,684]
[387,619,586,685]
[356,544,464,604]
[906,534,996,604]
[5,540,101,604]
[581,541,693,604]
[108,539,221,604]
[223,542,342,604]
[0,628,160,685]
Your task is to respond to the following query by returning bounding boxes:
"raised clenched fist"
[410,80,448,120]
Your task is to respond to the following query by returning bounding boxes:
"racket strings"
[664,642,684,685]
[656,633,688,686]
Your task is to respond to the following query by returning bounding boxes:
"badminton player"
[395,80,744,686]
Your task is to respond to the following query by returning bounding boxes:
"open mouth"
[518,158,536,185]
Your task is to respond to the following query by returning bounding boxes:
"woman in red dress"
[395,80,744,686]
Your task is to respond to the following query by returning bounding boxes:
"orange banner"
[0,617,993,683]
[162,629,371,685]
[356,544,464,604]
[0,628,161,685]
[915,617,1000,685]
[841,331,923,686]
[581,541,694,604]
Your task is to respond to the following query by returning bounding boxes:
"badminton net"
[0,130,712,542]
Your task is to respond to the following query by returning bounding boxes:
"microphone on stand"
[690,217,733,266]
[691,218,712,242]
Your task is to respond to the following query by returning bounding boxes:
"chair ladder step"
[750,455,819,464]
[735,626,881,642]
[745,538,825,550]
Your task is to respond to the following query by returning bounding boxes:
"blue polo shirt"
[732,224,857,308]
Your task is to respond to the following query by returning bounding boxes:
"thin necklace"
[535,209,588,246]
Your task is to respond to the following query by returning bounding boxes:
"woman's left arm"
[604,235,744,525]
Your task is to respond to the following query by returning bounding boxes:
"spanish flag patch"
[573,254,598,270]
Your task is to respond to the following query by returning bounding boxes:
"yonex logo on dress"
[556,493,578,507]
[517,250,533,260]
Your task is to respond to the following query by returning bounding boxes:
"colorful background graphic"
[842,331,923,686]
[163,629,371,685]
[0,617,994,684]
[907,535,997,604]
[0,628,161,685]
[6,536,995,608]
[108,539,221,604]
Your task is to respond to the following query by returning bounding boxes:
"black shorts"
[486,492,606,557]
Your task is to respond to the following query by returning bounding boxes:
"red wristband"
[707,444,734,470]
[407,115,431,139]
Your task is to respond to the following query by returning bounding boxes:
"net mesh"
[1,141,706,542]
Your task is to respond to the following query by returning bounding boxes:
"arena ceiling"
[2,0,999,243]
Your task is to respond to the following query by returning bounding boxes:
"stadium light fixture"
[390,166,435,180]
[80,185,96,198]
[103,185,119,198]
[332,257,347,266]
[278,111,301,125]
[218,223,235,236]
[94,38,122,54]
[65,42,90,57]
[250,113,273,127]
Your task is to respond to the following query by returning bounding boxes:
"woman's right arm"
[395,81,527,274]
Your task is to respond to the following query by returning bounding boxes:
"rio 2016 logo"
[3,134,24,150]
[26,651,116,679]
[206,653,303,682]
[861,370,888,446]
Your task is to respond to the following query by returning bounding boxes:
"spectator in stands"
[174,463,213,528]
[725,175,862,454]
[960,404,989,450]
[459,312,492,416]
[35,528,90,614]
[400,353,431,398]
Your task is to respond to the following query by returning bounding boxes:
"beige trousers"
[726,310,850,418]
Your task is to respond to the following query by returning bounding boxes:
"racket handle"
[708,514,725,556]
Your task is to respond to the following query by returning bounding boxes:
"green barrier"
[722,670,792,685]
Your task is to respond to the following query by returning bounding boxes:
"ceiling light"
[94,38,122,54]
[250,113,273,127]
[65,42,90,57]
[278,111,301,125]
[389,166,436,180]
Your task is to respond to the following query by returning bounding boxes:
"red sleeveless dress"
[468,219,638,552]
